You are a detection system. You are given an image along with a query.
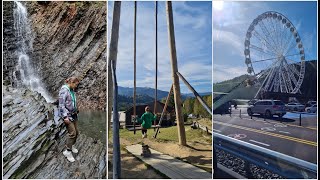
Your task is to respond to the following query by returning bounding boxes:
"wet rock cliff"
[3,85,106,179]
[2,2,107,178]
[3,1,107,110]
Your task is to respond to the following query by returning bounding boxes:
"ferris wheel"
[244,11,305,98]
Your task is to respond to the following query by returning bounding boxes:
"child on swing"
[137,106,157,138]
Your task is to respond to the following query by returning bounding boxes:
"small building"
[124,101,175,128]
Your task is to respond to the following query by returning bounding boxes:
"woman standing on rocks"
[58,77,80,162]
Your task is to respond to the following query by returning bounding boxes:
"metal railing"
[287,111,317,126]
[111,60,121,179]
[213,132,317,179]
[236,108,316,126]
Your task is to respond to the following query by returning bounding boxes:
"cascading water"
[13,1,54,103]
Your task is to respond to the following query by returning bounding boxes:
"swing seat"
[127,125,160,131]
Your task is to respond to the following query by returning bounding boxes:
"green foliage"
[193,98,200,116]
[183,95,212,118]
[168,93,175,109]
[183,98,195,115]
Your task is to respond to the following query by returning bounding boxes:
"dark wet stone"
[3,86,106,179]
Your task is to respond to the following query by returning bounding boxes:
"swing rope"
[133,1,159,133]
[133,1,137,134]
[154,1,158,127]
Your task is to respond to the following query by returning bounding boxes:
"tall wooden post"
[107,1,121,178]
[166,1,186,146]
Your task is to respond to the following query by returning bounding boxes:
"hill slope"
[212,60,317,99]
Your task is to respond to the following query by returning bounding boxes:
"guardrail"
[213,132,317,179]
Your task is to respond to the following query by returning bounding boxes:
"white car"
[306,101,317,108]
[247,100,286,118]
[305,104,317,113]
[286,103,305,112]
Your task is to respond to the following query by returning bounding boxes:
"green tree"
[168,93,175,109]
[193,99,200,117]
[183,98,195,115]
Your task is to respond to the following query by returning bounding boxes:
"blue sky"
[213,1,317,83]
[108,1,212,93]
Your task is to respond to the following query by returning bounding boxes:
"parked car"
[305,101,317,108]
[248,99,259,105]
[286,103,305,112]
[247,100,286,118]
[305,104,317,113]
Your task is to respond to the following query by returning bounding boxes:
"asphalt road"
[213,108,317,164]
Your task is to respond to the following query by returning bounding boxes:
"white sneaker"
[142,133,147,139]
[72,146,78,154]
[63,150,75,162]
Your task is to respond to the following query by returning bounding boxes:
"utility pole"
[166,1,186,146]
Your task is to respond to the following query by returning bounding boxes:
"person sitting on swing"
[137,106,157,138]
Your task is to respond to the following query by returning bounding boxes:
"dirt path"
[108,123,213,178]
[108,140,165,179]
[127,137,212,172]
[108,136,212,178]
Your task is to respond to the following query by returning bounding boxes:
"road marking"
[239,117,317,131]
[249,139,270,147]
[279,131,290,134]
[261,127,276,131]
[213,121,317,147]
[264,123,271,125]
[274,124,287,128]
[306,127,317,130]
[227,134,247,139]
[213,129,221,132]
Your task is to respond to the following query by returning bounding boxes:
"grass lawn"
[197,118,212,130]
[117,124,212,145]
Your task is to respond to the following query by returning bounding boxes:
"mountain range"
[117,60,316,108]
[118,86,211,100]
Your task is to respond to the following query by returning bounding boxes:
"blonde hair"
[65,77,79,84]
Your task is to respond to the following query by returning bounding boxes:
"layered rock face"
[3,1,107,110]
[3,1,17,86]
[3,85,106,179]
[3,2,107,178]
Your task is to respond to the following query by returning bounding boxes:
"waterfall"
[13,1,54,103]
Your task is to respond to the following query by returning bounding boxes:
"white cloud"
[213,29,243,55]
[213,64,247,83]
